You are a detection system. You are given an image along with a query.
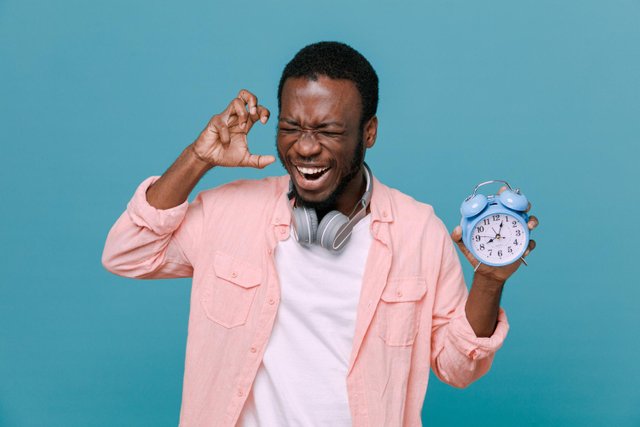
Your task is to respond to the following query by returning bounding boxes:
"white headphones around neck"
[287,163,373,252]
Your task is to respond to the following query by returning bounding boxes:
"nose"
[294,131,322,158]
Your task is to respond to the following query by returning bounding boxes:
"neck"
[331,167,366,218]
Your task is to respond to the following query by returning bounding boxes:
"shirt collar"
[369,175,393,224]
[271,175,293,226]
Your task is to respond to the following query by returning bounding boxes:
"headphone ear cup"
[499,190,529,211]
[317,211,350,251]
[460,194,488,218]
[293,206,318,245]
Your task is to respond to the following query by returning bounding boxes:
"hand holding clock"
[451,186,539,284]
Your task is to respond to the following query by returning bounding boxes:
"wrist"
[472,272,505,291]
[188,143,214,173]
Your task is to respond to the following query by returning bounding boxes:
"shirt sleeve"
[429,220,509,388]
[101,176,203,279]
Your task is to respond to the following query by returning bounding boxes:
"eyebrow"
[279,118,346,129]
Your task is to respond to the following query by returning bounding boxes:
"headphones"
[460,180,529,218]
[287,162,373,252]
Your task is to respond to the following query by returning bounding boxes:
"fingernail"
[241,121,246,129]
[260,116,267,124]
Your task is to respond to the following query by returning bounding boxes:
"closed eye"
[319,131,343,137]
[278,127,344,138]
[278,127,299,133]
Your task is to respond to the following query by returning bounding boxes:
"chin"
[293,184,335,204]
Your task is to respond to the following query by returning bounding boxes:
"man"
[102,41,538,426]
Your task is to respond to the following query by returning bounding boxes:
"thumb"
[243,153,276,169]
[451,225,463,242]
[451,226,475,263]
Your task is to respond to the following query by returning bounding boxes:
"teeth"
[297,166,329,175]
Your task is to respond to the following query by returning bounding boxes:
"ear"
[363,116,378,149]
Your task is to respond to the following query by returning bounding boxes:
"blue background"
[1,0,638,426]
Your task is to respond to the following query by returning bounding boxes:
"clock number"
[497,250,503,257]
[479,244,485,250]
[512,220,517,228]
[493,215,501,221]
[488,249,493,257]
[476,226,484,232]
[514,239,519,245]
[508,246,513,253]
[483,218,490,225]
[515,229,521,236]
[474,235,481,242]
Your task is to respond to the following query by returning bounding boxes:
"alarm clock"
[460,180,530,267]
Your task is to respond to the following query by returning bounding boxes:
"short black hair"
[277,41,379,127]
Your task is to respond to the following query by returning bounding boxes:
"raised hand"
[192,89,276,169]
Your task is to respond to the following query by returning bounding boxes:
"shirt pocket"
[200,251,262,329]
[377,277,428,346]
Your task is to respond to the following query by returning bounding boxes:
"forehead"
[279,76,362,126]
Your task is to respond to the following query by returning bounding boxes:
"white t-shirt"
[238,215,372,427]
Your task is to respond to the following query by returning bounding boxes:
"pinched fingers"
[256,105,270,124]
[237,89,260,122]
[227,97,250,130]
[226,90,269,129]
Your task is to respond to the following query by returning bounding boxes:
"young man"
[102,42,538,426]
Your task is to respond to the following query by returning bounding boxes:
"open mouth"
[296,166,330,181]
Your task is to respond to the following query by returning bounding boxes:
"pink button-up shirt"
[102,174,508,427]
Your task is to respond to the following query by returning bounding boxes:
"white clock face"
[471,213,527,265]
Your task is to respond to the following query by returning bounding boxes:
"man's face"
[277,76,376,214]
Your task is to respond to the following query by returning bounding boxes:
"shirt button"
[237,389,244,397]
[250,346,257,353]
[275,217,280,223]
[267,248,272,254]
[396,291,403,298]
[268,298,275,305]
[280,228,286,235]
[382,211,388,218]
[231,272,238,278]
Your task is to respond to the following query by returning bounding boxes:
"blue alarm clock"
[460,180,530,267]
